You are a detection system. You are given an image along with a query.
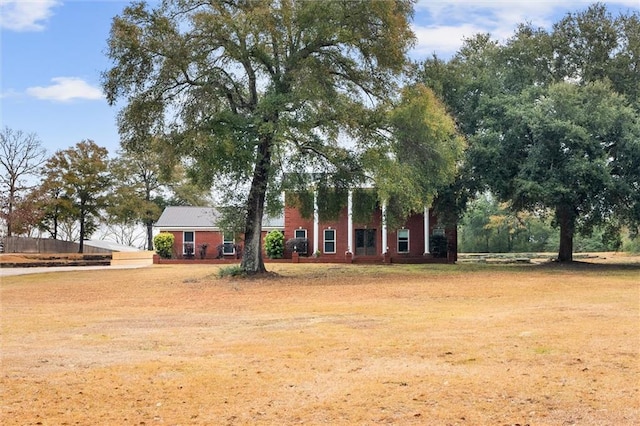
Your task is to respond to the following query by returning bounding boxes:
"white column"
[313,190,319,254]
[347,190,353,253]
[424,205,430,255]
[381,201,388,254]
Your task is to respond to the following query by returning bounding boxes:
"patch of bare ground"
[1,260,638,425]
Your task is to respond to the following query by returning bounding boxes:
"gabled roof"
[155,207,218,228]
[154,206,284,230]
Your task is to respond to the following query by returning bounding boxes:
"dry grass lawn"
[1,260,638,425]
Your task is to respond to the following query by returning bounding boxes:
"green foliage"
[352,188,378,225]
[264,230,284,259]
[39,140,111,251]
[35,177,75,240]
[108,145,165,248]
[419,4,640,261]
[371,83,466,226]
[317,185,348,222]
[217,265,246,278]
[460,194,554,253]
[622,231,640,253]
[429,235,448,258]
[103,0,415,274]
[153,232,174,259]
[459,192,628,253]
[285,191,314,220]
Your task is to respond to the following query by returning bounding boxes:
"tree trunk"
[78,204,85,254]
[7,194,13,237]
[241,136,272,274]
[146,220,154,251]
[556,205,575,262]
[52,210,58,240]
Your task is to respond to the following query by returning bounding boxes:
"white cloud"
[0,0,60,32]
[411,0,639,59]
[411,23,487,58]
[0,88,20,99]
[26,77,104,102]
[411,0,559,59]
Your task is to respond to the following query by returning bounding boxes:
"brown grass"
[1,261,638,425]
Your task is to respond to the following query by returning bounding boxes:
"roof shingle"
[154,206,284,229]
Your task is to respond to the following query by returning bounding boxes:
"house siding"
[161,229,276,260]
[283,200,456,261]
[154,199,457,264]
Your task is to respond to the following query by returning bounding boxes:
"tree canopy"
[40,141,111,253]
[104,0,435,273]
[373,83,465,225]
[108,142,214,249]
[419,3,640,261]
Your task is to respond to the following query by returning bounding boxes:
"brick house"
[154,195,457,263]
[154,206,284,260]
[283,192,457,263]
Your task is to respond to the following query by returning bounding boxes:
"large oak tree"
[420,4,640,262]
[103,0,417,273]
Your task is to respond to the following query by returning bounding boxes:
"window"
[293,228,308,254]
[323,229,336,254]
[183,231,194,255]
[223,232,235,255]
[397,229,409,253]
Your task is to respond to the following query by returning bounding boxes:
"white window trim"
[295,228,307,239]
[222,232,235,255]
[397,229,409,253]
[323,228,336,254]
[183,231,195,254]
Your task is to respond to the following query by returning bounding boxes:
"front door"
[355,229,376,256]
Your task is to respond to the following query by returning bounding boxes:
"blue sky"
[1,0,638,158]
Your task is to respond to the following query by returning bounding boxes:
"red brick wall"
[284,203,447,258]
[159,230,276,259]
[160,230,226,259]
[284,205,316,255]
[159,204,456,261]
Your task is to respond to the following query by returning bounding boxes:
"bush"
[622,232,640,253]
[429,235,448,258]
[285,237,308,255]
[218,265,245,278]
[264,230,284,259]
[153,233,174,259]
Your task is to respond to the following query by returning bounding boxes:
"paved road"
[0,263,150,277]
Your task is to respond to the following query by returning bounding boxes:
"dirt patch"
[1,262,638,425]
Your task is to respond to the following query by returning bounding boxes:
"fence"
[2,236,112,254]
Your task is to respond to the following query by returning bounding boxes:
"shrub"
[153,233,174,259]
[198,243,209,259]
[430,235,448,258]
[264,230,284,259]
[622,233,640,253]
[285,237,308,255]
[218,265,245,278]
